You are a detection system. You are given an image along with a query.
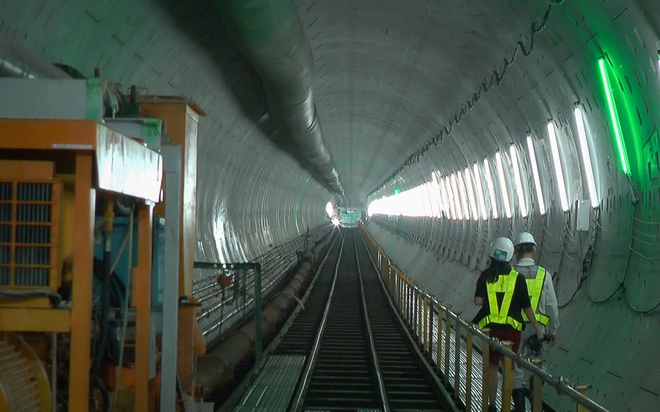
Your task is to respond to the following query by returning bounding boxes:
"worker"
[473,237,544,412]
[512,232,560,412]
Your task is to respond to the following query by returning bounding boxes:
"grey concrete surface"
[1,0,658,410]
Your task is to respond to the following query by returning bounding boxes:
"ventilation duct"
[215,0,345,201]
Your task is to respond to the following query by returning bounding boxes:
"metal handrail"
[358,224,610,412]
[216,231,339,411]
[289,232,346,411]
[436,299,608,412]
[354,234,390,411]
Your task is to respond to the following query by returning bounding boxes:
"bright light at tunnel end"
[325,201,334,218]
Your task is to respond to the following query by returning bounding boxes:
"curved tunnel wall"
[361,3,660,411]
[0,1,335,264]
[1,0,659,411]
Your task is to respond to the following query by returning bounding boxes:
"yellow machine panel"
[0,160,62,308]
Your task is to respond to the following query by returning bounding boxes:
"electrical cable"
[583,205,635,306]
[91,221,113,412]
[585,280,623,304]
[370,0,566,195]
[180,358,198,390]
[625,293,660,314]
[0,288,62,306]
[629,233,660,245]
[628,246,660,261]
[633,216,660,225]
[112,205,135,412]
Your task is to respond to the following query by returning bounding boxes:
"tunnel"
[0,0,659,411]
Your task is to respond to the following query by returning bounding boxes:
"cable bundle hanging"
[371,0,566,195]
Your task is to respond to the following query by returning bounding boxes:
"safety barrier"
[358,224,609,412]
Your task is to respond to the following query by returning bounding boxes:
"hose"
[112,205,134,411]
[0,289,62,306]
[91,202,113,412]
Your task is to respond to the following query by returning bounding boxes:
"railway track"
[276,228,456,411]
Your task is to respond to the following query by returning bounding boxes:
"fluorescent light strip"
[495,152,513,218]
[457,170,471,220]
[422,182,438,217]
[442,178,452,219]
[598,58,630,175]
[473,163,488,220]
[434,174,445,218]
[509,145,528,217]
[443,177,456,220]
[450,174,463,220]
[438,177,447,218]
[437,176,448,218]
[526,136,546,215]
[431,172,440,217]
[464,168,479,221]
[483,158,499,219]
[547,122,570,212]
[574,108,599,208]
[428,181,439,218]
[423,184,434,217]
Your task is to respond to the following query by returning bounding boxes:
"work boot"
[512,388,527,412]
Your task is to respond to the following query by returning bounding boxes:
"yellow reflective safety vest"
[521,266,550,325]
[478,270,523,332]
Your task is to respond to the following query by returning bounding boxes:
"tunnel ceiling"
[3,1,660,410]
[299,0,545,206]
[1,0,658,257]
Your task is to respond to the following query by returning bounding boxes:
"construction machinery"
[0,76,203,411]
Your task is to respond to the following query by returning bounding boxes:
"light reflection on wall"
[368,106,600,219]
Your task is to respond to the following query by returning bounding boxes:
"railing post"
[465,326,473,412]
[417,290,423,344]
[397,272,406,312]
[444,311,451,383]
[453,314,461,400]
[254,264,262,366]
[408,279,413,327]
[402,277,407,320]
[422,296,429,353]
[531,358,544,412]
[481,329,490,412]
[575,383,592,412]
[436,305,443,374]
[428,298,434,359]
[502,341,514,412]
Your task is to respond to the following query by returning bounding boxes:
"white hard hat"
[489,237,514,262]
[514,232,537,247]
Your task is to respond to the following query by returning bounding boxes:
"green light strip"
[598,58,630,175]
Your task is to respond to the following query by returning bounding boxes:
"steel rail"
[358,231,461,412]
[354,235,390,412]
[217,232,339,411]
[289,231,346,411]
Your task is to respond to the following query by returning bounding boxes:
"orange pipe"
[196,238,331,394]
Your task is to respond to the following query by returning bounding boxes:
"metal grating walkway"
[234,355,306,411]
